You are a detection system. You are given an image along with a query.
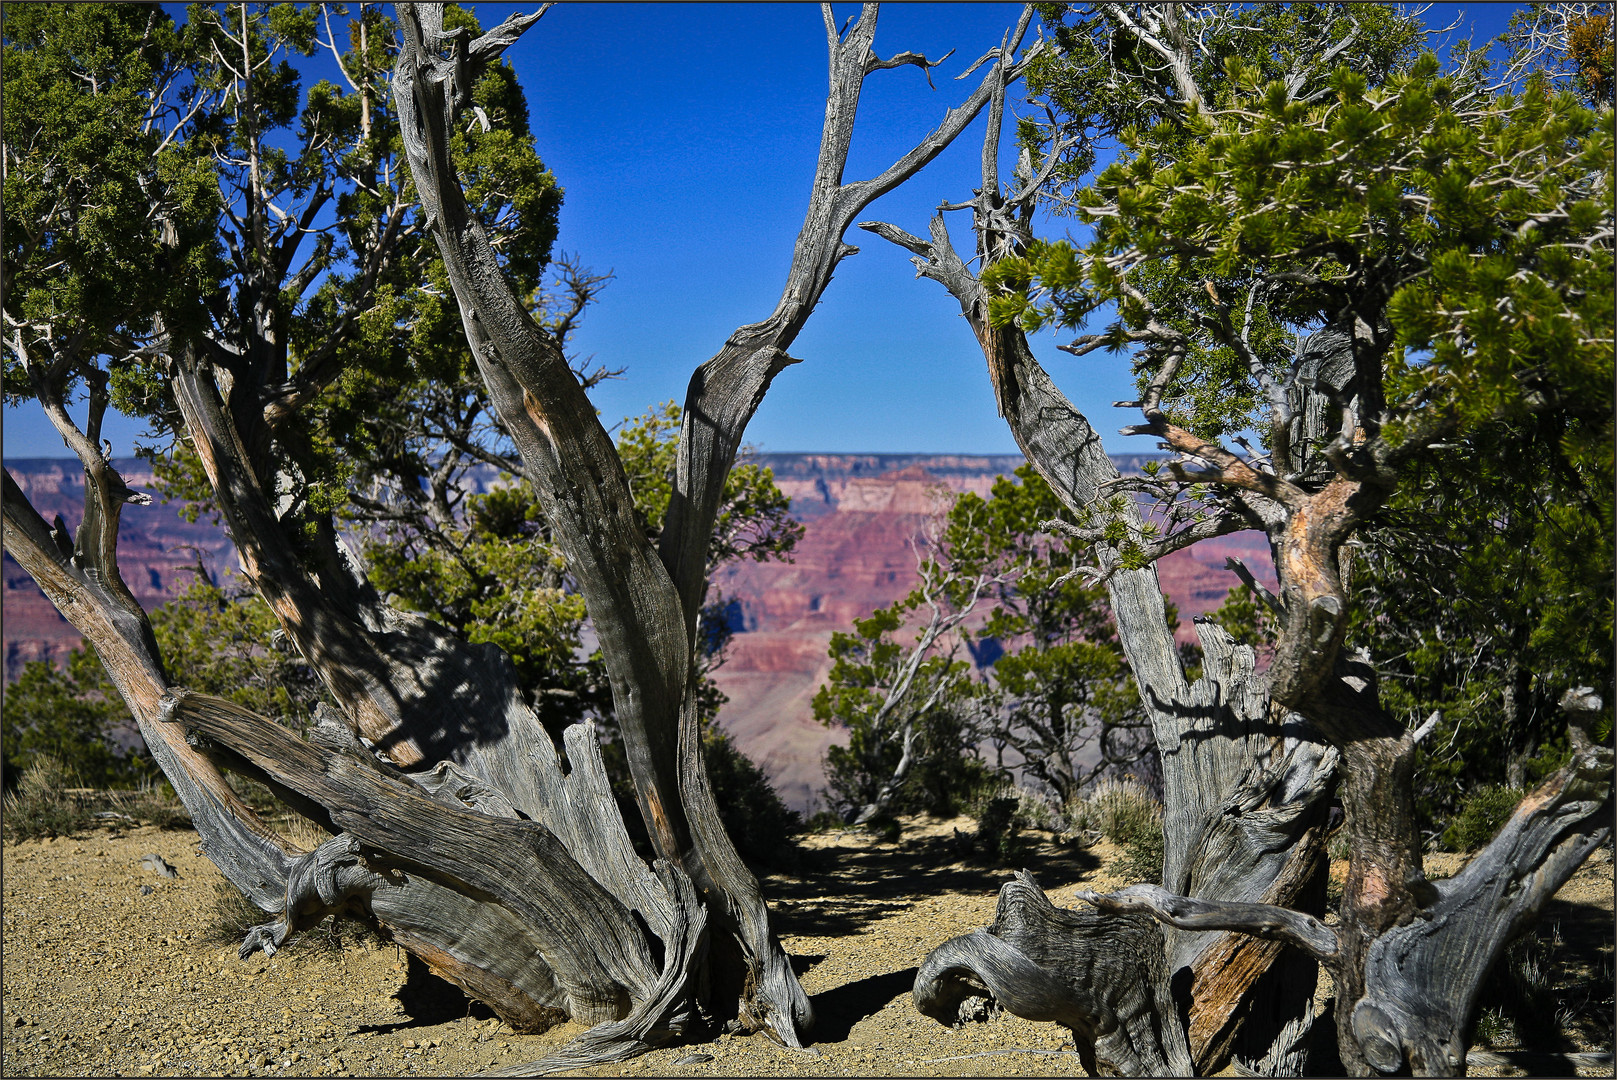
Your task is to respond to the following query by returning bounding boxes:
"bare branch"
[865,47,955,88]
[1075,884,1341,963]
[1224,556,1282,614]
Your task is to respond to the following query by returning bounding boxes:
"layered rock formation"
[709,454,1275,813]
[3,454,1274,814]
[3,459,235,678]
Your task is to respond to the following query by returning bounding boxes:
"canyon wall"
[3,455,1275,813]
[710,454,1275,813]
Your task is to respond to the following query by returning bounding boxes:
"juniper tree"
[862,3,1613,1075]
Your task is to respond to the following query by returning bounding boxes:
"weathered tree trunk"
[863,42,1612,1073]
[5,455,709,1069]
[861,115,1337,1071]
[389,0,1050,1055]
[3,6,1067,1076]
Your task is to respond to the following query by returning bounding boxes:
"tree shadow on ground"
[360,954,497,1032]
[761,824,1101,939]
[809,966,920,1043]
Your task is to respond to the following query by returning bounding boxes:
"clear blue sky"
[3,3,1520,459]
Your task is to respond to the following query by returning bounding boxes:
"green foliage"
[815,603,988,820]
[153,573,329,732]
[997,21,1613,849]
[994,59,1613,455]
[360,397,803,854]
[4,5,798,871]
[614,402,804,569]
[1023,4,1427,209]
[1349,415,1613,827]
[1208,583,1277,658]
[2,650,152,791]
[815,466,1148,820]
[951,467,1149,803]
[362,400,802,742]
[2,2,225,404]
[1442,784,1526,853]
[970,793,1033,866]
[1500,5,1615,108]
[1,756,101,841]
[3,571,326,794]
[364,475,599,732]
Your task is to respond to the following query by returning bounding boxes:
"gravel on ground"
[3,816,1611,1077]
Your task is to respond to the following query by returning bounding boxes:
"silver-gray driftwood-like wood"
[863,66,1337,1070]
[389,0,1051,1058]
[869,6,1613,1074]
[1,5,1074,1076]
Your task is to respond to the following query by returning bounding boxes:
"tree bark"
[871,211,1337,1074]
[6,454,714,1070]
[866,6,1614,1073]
[389,0,1048,1051]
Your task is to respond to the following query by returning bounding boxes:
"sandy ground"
[2,817,1611,1078]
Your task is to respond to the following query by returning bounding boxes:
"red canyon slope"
[3,455,1274,813]
[712,454,1275,812]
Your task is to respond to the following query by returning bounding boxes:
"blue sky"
[4,3,1520,459]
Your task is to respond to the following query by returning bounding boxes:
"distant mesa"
[3,454,1275,814]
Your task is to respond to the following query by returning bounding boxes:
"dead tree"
[865,6,1613,1075]
[4,2,1048,1071]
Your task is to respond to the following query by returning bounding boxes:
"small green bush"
[805,809,848,833]
[1012,788,1065,834]
[2,653,155,791]
[1443,785,1525,852]
[864,815,903,844]
[971,794,1032,865]
[1066,778,1165,883]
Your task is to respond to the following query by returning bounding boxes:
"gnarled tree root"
[914,872,1195,1076]
[171,690,706,1050]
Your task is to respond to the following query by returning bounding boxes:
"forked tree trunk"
[862,65,1613,1077]
[5,4,1056,1073]
[862,178,1338,1078]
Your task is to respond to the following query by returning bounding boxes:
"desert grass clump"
[2,756,93,841]
[1,757,191,842]
[1065,777,1165,883]
[202,878,272,948]
[1012,787,1065,834]
[1470,932,1563,1049]
[203,873,383,957]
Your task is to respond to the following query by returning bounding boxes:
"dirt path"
[3,818,1611,1077]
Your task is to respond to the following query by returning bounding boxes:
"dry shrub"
[2,756,90,841]
[1,757,188,841]
[1065,777,1165,883]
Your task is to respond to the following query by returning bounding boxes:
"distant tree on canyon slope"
[815,464,1150,824]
